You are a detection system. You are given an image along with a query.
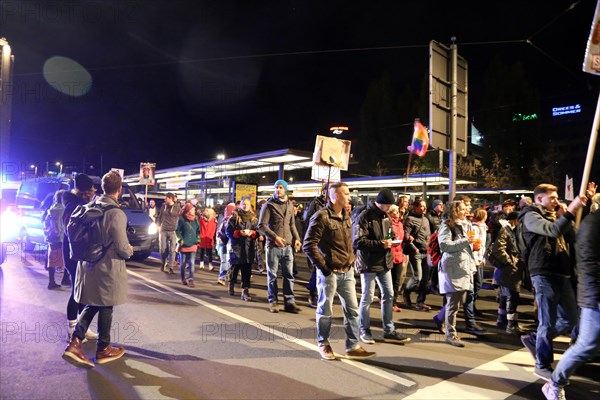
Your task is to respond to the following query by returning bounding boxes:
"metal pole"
[449,37,458,200]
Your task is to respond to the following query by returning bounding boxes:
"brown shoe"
[187,278,195,288]
[95,345,125,364]
[345,346,377,360]
[62,337,94,369]
[318,344,336,360]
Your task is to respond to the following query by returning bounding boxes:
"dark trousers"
[230,263,252,288]
[74,305,114,351]
[199,248,213,264]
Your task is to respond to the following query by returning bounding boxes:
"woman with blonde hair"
[435,200,477,347]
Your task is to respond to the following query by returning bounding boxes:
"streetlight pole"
[56,162,62,175]
[30,164,37,177]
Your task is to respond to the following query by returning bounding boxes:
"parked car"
[15,176,158,260]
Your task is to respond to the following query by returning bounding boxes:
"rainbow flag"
[407,120,429,157]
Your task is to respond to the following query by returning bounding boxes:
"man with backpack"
[62,171,133,369]
[61,173,98,343]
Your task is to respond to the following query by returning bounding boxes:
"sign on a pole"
[429,40,468,157]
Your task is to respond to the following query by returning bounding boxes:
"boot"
[228,281,235,296]
[95,345,125,364]
[496,310,507,330]
[48,267,60,289]
[241,288,252,302]
[506,313,525,335]
[62,337,94,369]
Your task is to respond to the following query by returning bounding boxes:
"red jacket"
[199,216,217,249]
[390,216,405,264]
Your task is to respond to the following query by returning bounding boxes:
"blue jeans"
[180,251,196,281]
[316,269,360,351]
[552,307,600,386]
[266,245,295,304]
[531,274,578,369]
[359,269,395,335]
[159,230,178,268]
[406,253,429,304]
[217,243,230,280]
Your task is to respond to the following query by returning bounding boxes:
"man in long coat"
[62,171,133,369]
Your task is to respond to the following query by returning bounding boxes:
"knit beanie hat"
[74,174,94,192]
[274,179,288,191]
[432,199,443,209]
[375,188,395,205]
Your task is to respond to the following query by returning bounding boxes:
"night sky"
[2,0,599,175]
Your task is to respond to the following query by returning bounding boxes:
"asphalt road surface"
[1,245,598,400]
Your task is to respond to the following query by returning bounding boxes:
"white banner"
[565,175,574,201]
[311,164,340,182]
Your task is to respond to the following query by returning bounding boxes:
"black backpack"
[67,202,118,263]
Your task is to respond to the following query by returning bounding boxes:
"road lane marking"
[127,269,416,388]
[403,349,551,399]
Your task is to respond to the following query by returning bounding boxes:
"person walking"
[216,203,236,286]
[198,207,217,270]
[61,173,98,343]
[434,200,477,347]
[355,188,411,345]
[157,193,180,274]
[403,198,433,311]
[303,182,377,360]
[42,190,65,290]
[226,198,258,301]
[258,179,302,313]
[542,196,600,399]
[176,203,200,287]
[519,183,588,381]
[62,171,133,369]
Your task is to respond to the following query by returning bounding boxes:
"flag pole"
[404,152,413,195]
[575,90,600,227]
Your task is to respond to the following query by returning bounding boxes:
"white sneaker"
[85,329,99,341]
[542,381,566,400]
[208,264,215,271]
[199,262,205,270]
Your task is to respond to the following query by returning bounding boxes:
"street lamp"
[55,162,63,174]
[216,153,225,160]
[30,164,38,177]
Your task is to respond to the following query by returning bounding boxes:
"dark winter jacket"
[258,194,300,249]
[519,204,575,277]
[575,210,600,310]
[491,221,524,291]
[353,202,394,273]
[227,209,258,265]
[404,211,431,253]
[61,190,87,263]
[426,209,442,233]
[303,203,355,276]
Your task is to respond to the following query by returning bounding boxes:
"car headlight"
[148,222,158,235]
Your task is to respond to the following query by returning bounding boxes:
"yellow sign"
[234,183,257,210]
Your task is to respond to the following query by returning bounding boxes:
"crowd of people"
[42,174,600,399]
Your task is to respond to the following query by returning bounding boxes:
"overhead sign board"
[429,40,468,157]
